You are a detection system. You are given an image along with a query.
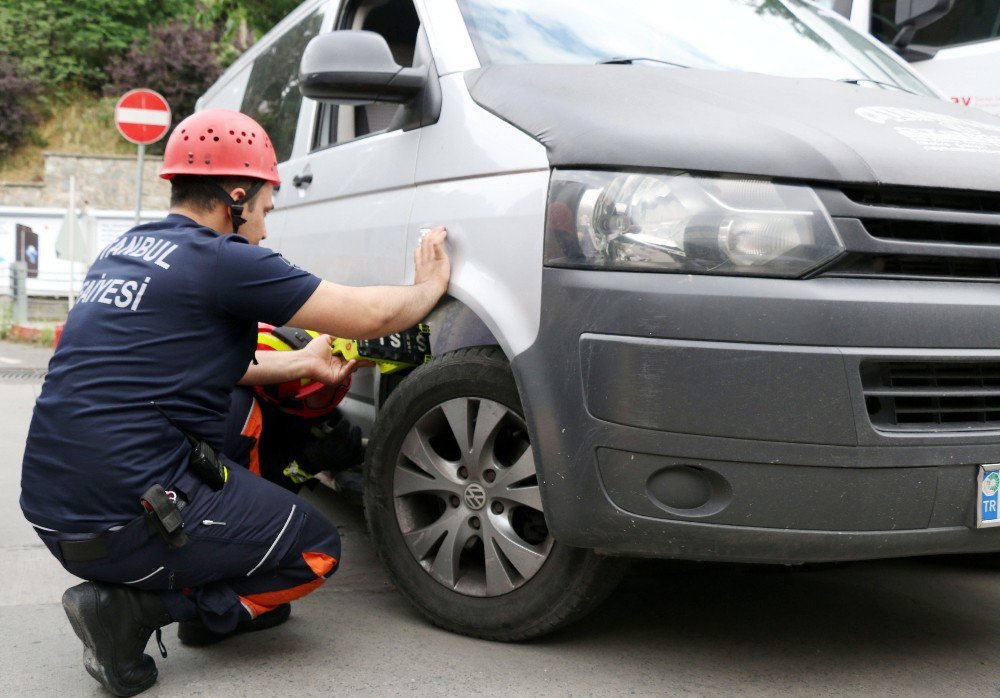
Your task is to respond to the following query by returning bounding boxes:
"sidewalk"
[0,341,54,371]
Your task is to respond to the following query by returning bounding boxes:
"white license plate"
[977,464,1000,528]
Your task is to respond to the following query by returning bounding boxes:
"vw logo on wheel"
[464,483,487,510]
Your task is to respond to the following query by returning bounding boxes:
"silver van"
[198,0,1000,640]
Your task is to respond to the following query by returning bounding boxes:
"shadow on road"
[535,554,998,681]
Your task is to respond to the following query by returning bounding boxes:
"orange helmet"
[159,109,280,185]
[254,323,350,420]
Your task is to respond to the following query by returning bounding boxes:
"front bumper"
[512,268,1000,563]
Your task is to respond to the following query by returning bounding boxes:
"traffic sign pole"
[68,175,76,308]
[113,89,170,227]
[135,143,145,226]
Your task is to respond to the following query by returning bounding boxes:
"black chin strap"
[207,180,264,236]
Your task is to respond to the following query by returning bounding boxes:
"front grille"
[818,185,1000,282]
[862,361,1000,431]
[824,253,1000,281]
[863,219,1000,246]
[842,186,1000,216]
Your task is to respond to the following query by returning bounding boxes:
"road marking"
[0,357,23,365]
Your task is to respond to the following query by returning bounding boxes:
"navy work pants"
[37,389,340,633]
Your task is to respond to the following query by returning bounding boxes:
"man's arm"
[238,334,361,386]
[286,226,451,340]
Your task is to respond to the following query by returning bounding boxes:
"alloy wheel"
[392,397,554,597]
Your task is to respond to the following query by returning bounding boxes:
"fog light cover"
[545,170,844,278]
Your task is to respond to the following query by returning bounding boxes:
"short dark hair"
[169,174,264,212]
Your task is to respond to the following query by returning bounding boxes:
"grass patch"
[0,91,136,183]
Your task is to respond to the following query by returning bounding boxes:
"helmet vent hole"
[183,136,188,141]
[199,135,206,141]
[229,130,235,135]
[241,131,246,136]
[236,138,242,143]
[245,162,250,167]
[248,140,253,145]
[213,136,219,142]
[207,128,214,134]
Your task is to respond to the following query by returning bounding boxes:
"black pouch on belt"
[141,484,188,549]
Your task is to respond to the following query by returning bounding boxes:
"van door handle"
[292,173,313,188]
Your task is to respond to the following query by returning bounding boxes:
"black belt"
[58,536,110,563]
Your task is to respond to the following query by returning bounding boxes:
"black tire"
[364,346,627,641]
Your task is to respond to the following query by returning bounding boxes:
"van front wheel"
[364,346,626,641]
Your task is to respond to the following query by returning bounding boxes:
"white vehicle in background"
[824,0,1000,115]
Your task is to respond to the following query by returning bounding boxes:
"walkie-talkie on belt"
[151,402,229,490]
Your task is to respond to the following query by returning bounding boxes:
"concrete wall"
[0,153,170,210]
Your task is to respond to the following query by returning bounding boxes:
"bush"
[0,0,197,91]
[106,19,223,150]
[0,53,43,157]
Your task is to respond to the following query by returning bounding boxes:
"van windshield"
[457,0,936,97]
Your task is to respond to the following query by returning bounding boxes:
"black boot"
[300,418,364,473]
[62,581,172,697]
[177,602,291,647]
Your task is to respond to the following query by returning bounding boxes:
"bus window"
[912,0,1000,47]
[871,0,1000,48]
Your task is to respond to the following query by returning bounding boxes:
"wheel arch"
[376,296,508,408]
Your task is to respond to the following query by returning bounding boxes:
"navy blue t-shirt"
[20,214,321,532]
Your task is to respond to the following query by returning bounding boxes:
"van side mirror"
[299,31,427,105]
[891,0,954,49]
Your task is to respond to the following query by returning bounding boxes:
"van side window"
[241,8,325,163]
[313,0,420,151]
[871,0,1000,47]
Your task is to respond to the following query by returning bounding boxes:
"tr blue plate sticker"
[978,465,1000,528]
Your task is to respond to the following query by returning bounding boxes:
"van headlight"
[545,170,844,278]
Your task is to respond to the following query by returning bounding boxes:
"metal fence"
[0,206,166,302]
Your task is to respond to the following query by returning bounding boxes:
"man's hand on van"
[415,226,451,295]
[286,226,451,341]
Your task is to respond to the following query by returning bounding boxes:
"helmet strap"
[207,180,265,236]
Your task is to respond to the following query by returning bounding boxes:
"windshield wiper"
[597,56,691,69]
[836,78,918,96]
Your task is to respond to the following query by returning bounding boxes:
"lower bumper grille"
[862,361,1000,431]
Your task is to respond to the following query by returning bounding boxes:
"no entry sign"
[114,89,171,145]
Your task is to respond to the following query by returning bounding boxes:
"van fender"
[374,297,502,408]
[426,297,501,357]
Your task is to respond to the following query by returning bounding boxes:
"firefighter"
[20,108,450,696]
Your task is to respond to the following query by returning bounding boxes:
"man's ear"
[229,187,247,203]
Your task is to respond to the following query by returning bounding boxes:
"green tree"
[0,0,196,90]
[0,52,44,156]
[106,19,223,152]
[194,0,303,65]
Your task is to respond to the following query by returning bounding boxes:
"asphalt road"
[3,346,1000,696]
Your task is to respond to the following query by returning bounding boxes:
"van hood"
[465,65,1000,193]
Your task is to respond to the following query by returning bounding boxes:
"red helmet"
[159,109,280,185]
[253,323,350,420]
